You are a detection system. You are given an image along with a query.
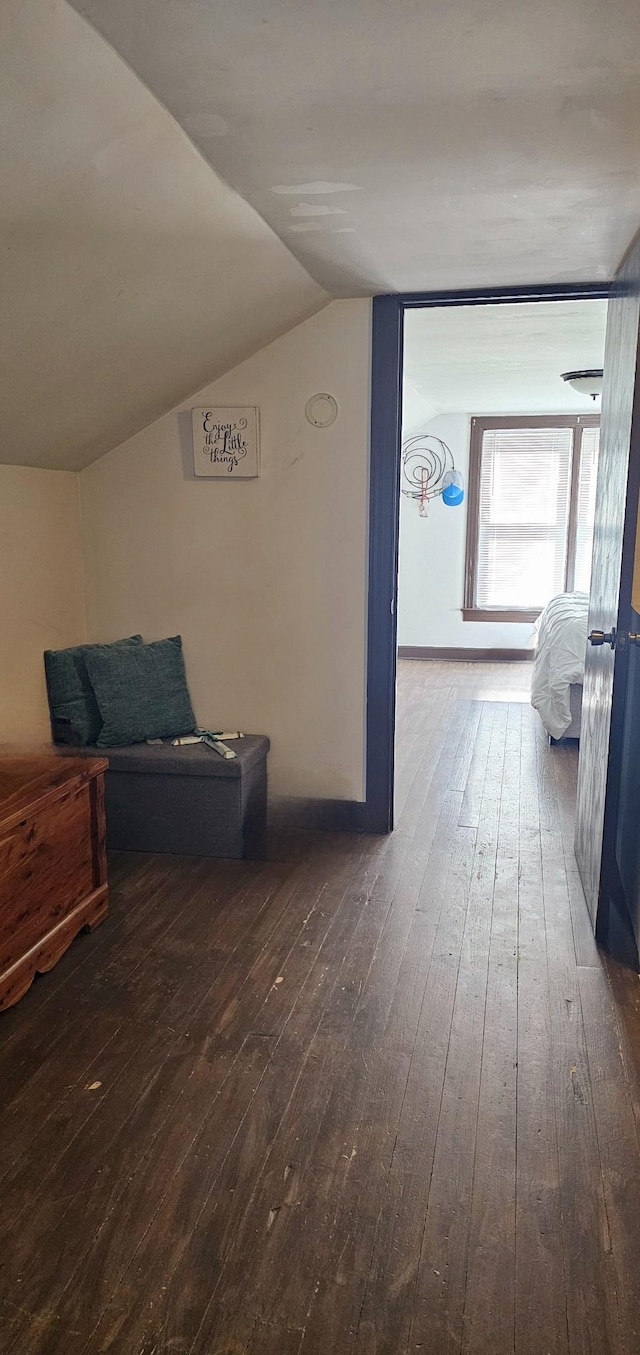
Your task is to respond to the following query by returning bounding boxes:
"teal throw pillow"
[44,635,143,745]
[85,635,196,747]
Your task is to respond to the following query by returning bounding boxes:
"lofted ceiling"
[402,299,608,430]
[0,0,327,471]
[69,0,640,296]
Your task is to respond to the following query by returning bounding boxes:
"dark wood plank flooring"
[2,660,640,1353]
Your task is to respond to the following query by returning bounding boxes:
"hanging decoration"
[401,434,464,516]
[442,467,465,506]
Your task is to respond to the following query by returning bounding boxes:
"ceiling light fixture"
[560,369,604,400]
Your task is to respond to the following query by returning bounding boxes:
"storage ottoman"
[55,736,269,859]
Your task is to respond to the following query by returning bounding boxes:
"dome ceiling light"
[561,369,604,400]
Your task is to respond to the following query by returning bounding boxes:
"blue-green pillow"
[85,635,196,747]
[44,635,143,745]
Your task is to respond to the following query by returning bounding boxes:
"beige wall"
[0,466,86,742]
[80,300,371,800]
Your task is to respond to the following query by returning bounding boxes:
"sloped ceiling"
[70,0,640,295]
[0,0,327,471]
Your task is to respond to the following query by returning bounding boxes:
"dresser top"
[0,755,107,828]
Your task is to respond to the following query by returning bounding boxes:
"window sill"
[462,608,541,624]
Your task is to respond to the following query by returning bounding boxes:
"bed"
[530,591,590,740]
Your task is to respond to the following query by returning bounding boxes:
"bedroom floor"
[2,659,640,1353]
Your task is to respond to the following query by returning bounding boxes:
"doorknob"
[589,628,617,648]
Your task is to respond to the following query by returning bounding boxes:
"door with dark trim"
[575,236,640,944]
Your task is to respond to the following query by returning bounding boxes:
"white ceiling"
[403,299,608,429]
[0,0,327,471]
[70,0,640,295]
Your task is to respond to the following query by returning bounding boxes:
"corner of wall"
[74,469,89,643]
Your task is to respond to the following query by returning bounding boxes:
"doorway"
[365,283,611,837]
[366,266,640,963]
[393,298,610,872]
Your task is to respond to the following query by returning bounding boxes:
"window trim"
[463,413,600,622]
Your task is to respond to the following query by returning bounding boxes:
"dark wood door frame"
[365,281,613,834]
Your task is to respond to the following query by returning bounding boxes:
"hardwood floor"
[2,659,640,1353]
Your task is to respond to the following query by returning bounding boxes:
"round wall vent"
[305,393,338,427]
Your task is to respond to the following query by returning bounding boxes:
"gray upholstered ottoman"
[55,736,269,859]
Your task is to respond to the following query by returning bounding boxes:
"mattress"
[555,682,582,740]
[531,592,589,739]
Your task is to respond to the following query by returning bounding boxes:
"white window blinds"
[476,425,574,610]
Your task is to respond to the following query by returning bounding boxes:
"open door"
[575,233,640,947]
[616,545,640,956]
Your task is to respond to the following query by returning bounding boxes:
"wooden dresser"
[0,755,108,1011]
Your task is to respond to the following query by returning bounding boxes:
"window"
[463,415,600,622]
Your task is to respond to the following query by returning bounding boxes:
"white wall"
[397,413,534,651]
[79,300,371,800]
[0,466,86,741]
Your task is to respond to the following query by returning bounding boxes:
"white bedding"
[530,591,590,739]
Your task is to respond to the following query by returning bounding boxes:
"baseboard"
[268,796,366,832]
[398,645,534,662]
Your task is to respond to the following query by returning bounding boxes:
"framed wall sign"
[192,406,260,478]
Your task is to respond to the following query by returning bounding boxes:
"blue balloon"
[442,483,464,506]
